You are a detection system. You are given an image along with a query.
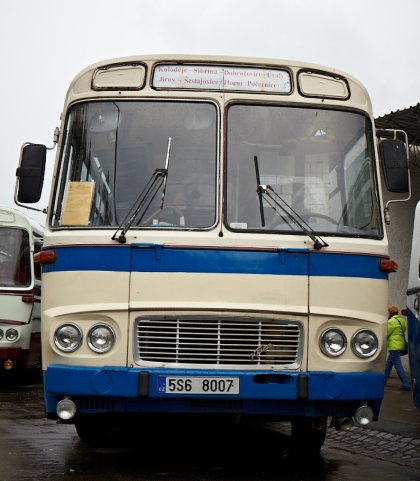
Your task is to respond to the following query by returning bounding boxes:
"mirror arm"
[46,127,60,150]
[376,128,411,224]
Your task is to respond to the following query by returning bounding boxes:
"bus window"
[0,228,31,287]
[226,104,381,237]
[52,101,218,229]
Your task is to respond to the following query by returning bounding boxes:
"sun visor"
[92,64,146,91]
[298,71,349,100]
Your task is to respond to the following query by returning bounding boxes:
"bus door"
[407,201,420,410]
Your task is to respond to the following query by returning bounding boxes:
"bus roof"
[63,54,372,114]
[0,205,44,237]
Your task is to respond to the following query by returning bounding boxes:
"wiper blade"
[112,137,172,243]
[257,183,328,250]
[160,137,171,209]
[254,156,266,227]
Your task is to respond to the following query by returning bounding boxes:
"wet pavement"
[1,369,420,481]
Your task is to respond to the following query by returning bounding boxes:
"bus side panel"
[0,293,33,326]
[406,306,420,410]
[41,270,130,370]
[407,201,420,410]
[308,252,388,373]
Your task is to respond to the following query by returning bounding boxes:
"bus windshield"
[226,104,382,237]
[0,228,31,287]
[52,100,218,228]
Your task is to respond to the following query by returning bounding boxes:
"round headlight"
[6,328,19,341]
[351,329,378,358]
[0,328,3,340]
[54,323,83,352]
[87,324,115,353]
[56,398,77,420]
[320,328,347,357]
[354,404,374,425]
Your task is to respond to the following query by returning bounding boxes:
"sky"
[1,0,419,224]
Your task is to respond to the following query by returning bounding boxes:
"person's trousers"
[384,350,410,389]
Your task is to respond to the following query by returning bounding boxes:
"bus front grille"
[135,317,303,367]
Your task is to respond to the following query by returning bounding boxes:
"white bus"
[0,205,43,374]
[15,55,407,449]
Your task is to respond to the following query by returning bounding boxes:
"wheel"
[140,205,185,226]
[291,418,327,452]
[75,414,114,442]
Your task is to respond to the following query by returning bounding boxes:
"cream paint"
[309,276,388,324]
[129,271,308,313]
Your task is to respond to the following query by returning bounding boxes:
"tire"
[291,418,327,452]
[75,414,114,442]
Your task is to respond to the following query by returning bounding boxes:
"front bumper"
[44,365,384,420]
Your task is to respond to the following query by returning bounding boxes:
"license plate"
[157,376,240,395]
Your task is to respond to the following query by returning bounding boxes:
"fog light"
[56,398,77,420]
[4,359,13,370]
[354,404,374,425]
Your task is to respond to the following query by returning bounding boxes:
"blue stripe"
[310,252,387,280]
[44,365,384,402]
[42,245,387,279]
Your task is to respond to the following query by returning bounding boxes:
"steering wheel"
[301,213,338,225]
[140,205,185,226]
[266,212,338,229]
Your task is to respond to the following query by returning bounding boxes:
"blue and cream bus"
[407,201,420,410]
[15,55,406,449]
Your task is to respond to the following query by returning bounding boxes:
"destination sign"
[153,64,291,93]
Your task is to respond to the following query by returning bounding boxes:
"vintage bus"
[15,55,405,449]
[0,205,43,374]
[406,201,420,410]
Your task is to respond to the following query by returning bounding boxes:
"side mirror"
[16,144,46,203]
[380,139,409,193]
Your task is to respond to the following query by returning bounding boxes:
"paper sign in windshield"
[61,182,94,225]
[153,65,291,93]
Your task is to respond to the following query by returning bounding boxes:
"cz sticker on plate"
[157,376,240,394]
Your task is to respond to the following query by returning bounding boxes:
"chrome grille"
[135,317,302,367]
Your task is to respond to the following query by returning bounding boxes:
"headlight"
[54,323,83,352]
[320,328,347,357]
[0,328,3,340]
[351,329,378,358]
[6,328,19,341]
[87,324,115,353]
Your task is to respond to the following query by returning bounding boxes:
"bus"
[14,55,407,449]
[0,205,43,375]
[406,201,420,410]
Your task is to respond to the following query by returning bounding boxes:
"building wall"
[382,171,420,312]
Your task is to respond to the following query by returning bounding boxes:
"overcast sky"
[1,0,419,224]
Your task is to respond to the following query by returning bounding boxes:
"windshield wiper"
[254,156,328,250]
[112,137,172,243]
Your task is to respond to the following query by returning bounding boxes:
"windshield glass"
[226,104,382,237]
[52,101,218,228]
[0,228,31,287]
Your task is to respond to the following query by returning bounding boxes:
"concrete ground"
[323,355,420,468]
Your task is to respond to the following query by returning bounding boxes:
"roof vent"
[92,64,146,91]
[298,71,349,100]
